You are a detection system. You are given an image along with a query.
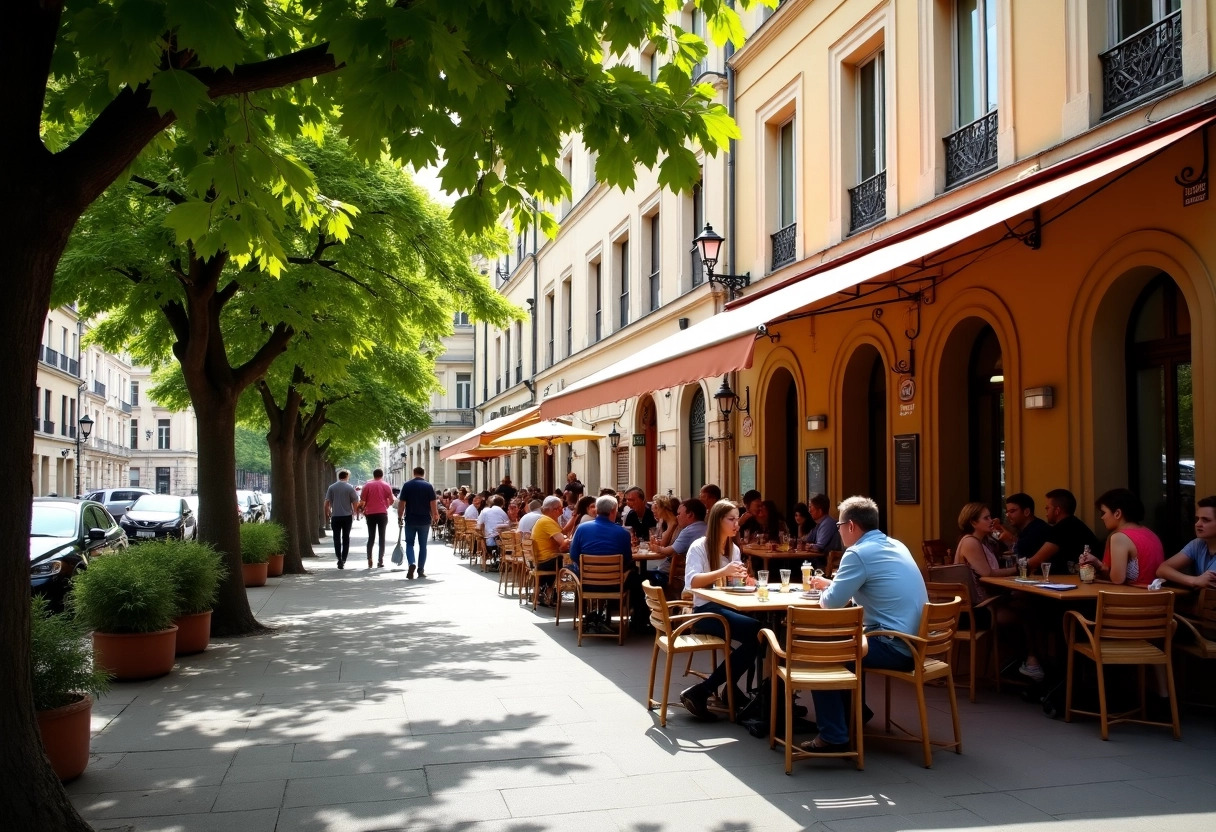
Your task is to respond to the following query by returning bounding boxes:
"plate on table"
[799,591,821,600]
[724,585,758,594]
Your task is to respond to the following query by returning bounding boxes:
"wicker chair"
[497,530,519,595]
[554,555,581,628]
[642,581,734,726]
[518,533,558,610]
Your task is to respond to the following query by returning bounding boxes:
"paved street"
[72,521,1216,832]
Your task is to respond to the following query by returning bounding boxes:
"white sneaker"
[1018,661,1045,681]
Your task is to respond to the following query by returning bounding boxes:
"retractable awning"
[439,405,539,459]
[539,111,1212,420]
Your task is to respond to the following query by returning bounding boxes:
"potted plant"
[70,550,178,680]
[31,596,110,781]
[263,522,288,577]
[239,522,271,587]
[155,539,226,655]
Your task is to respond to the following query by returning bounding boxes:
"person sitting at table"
[737,489,763,538]
[1002,492,1051,561]
[1157,495,1216,589]
[680,499,761,721]
[449,490,468,518]
[793,502,814,540]
[566,494,596,534]
[1025,488,1099,575]
[805,495,927,752]
[954,503,1017,607]
[517,499,543,536]
[650,498,708,586]
[1079,488,1164,587]
[477,495,510,560]
[622,486,658,542]
[651,495,680,548]
[807,493,843,554]
[506,498,522,524]
[699,483,722,515]
[530,496,570,605]
[462,492,484,521]
[759,500,789,540]
[568,495,648,632]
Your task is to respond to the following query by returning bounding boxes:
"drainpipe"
[725,11,737,277]
[530,198,539,384]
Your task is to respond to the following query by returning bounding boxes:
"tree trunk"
[294,437,318,558]
[260,380,305,573]
[315,443,332,539]
[1,221,96,829]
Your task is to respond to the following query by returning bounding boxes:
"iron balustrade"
[42,346,60,367]
[429,409,474,426]
[42,420,55,434]
[1100,10,1182,116]
[120,401,132,414]
[770,223,797,270]
[848,170,887,234]
[944,110,999,189]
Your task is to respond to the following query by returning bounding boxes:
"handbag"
[390,522,405,566]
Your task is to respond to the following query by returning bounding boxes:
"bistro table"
[690,584,820,613]
[738,544,810,573]
[980,574,1191,601]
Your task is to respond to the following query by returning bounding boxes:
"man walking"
[396,467,438,579]
[324,469,360,569]
[361,468,395,569]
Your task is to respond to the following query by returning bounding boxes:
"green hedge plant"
[30,596,111,711]
[148,539,227,615]
[69,551,177,634]
[263,522,287,556]
[239,523,275,564]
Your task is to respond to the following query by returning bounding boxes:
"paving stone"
[211,779,286,812]
[88,808,279,832]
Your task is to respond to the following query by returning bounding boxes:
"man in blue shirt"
[569,495,645,631]
[805,496,928,753]
[807,493,843,555]
[395,467,438,580]
[1156,495,1216,589]
[651,498,707,586]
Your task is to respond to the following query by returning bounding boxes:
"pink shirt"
[360,479,395,516]
[1103,526,1165,586]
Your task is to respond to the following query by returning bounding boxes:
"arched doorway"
[935,319,1005,537]
[688,388,706,497]
[841,345,888,529]
[637,395,658,495]
[761,367,799,521]
[1127,274,1194,553]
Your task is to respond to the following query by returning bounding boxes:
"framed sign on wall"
[738,455,757,498]
[806,449,827,498]
[893,434,920,505]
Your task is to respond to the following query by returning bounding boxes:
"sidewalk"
[72,521,1216,832]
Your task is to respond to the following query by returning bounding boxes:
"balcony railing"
[42,346,60,367]
[42,419,55,434]
[770,223,797,270]
[1100,10,1182,116]
[91,437,130,456]
[429,408,475,427]
[944,110,999,189]
[67,358,78,376]
[848,170,887,234]
[92,380,106,398]
[120,401,132,414]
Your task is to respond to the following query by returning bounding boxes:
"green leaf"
[162,200,214,245]
[148,69,212,127]
[657,146,701,192]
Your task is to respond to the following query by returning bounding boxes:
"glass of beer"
[756,570,769,601]
[779,569,791,592]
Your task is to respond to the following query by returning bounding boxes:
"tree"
[6,2,758,828]
[234,426,271,475]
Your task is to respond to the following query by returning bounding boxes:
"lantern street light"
[693,223,751,300]
[75,414,94,497]
[607,423,621,450]
[713,377,750,419]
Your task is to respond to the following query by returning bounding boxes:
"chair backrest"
[922,539,953,568]
[825,550,844,577]
[917,597,963,661]
[784,604,866,669]
[580,554,625,588]
[925,581,971,611]
[500,530,517,557]
[520,532,534,564]
[1095,591,1175,640]
[1192,588,1216,637]
[642,581,673,634]
[928,564,981,607]
[666,552,687,599]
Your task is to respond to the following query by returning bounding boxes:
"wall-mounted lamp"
[60,448,71,458]
[806,414,828,431]
[1023,386,1055,410]
[713,377,750,419]
[678,317,690,330]
[693,224,751,300]
[608,423,621,450]
[145,429,152,440]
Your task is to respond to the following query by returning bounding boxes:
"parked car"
[30,497,128,611]
[236,490,267,524]
[183,495,200,534]
[260,492,272,517]
[120,494,198,542]
[81,487,154,520]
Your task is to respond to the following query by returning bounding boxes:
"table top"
[690,585,820,612]
[980,574,1190,601]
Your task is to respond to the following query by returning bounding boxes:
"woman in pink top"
[1081,488,1164,586]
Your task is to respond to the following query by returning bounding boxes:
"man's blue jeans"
[404,522,429,570]
[811,634,913,745]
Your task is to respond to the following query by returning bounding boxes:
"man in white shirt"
[463,493,483,521]
[517,499,543,536]
[477,495,510,555]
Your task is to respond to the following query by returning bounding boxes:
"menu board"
[806,449,827,498]
[738,455,756,498]
[893,434,919,505]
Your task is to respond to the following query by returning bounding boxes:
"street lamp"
[713,377,750,419]
[607,423,621,450]
[693,224,751,300]
[75,414,94,497]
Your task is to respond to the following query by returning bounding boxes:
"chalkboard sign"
[806,449,827,498]
[893,434,919,505]
[739,455,757,498]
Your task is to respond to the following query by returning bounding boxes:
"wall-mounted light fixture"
[608,423,621,450]
[1023,386,1054,410]
[693,224,751,300]
[713,377,750,419]
[655,443,667,452]
[806,414,828,431]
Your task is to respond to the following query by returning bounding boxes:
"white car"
[82,487,155,520]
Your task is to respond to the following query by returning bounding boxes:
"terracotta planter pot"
[242,562,269,587]
[173,610,212,655]
[37,694,93,782]
[267,552,285,577]
[93,626,178,681]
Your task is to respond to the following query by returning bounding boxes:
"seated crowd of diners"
[439,474,1216,755]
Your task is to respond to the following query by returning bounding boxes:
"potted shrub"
[239,523,271,587]
[70,550,178,681]
[31,596,110,781]
[264,522,288,577]
[155,539,226,655]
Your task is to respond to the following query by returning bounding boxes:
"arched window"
[1127,274,1193,552]
[689,389,706,496]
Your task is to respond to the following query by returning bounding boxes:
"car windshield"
[31,505,77,538]
[131,495,180,513]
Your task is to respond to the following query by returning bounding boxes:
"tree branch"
[131,174,187,205]
[232,322,294,391]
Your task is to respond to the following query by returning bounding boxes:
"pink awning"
[539,111,1212,420]
[440,406,539,459]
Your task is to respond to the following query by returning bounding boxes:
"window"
[690,177,705,287]
[157,418,170,450]
[129,467,140,487]
[69,399,76,436]
[593,261,603,342]
[131,419,139,449]
[560,151,574,216]
[453,311,470,327]
[494,337,501,395]
[956,0,997,126]
[546,293,555,367]
[618,239,630,329]
[504,329,511,389]
[587,150,598,192]
[648,213,661,312]
[563,280,573,357]
[516,232,525,263]
[34,385,40,422]
[456,373,472,409]
[514,322,523,383]
[858,52,886,183]
[1101,0,1182,115]
[61,396,68,436]
[690,8,707,79]
[156,467,170,494]
[61,326,68,354]
[778,120,796,228]
[1115,0,1180,41]
[643,46,658,83]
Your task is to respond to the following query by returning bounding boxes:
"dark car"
[30,498,128,610]
[120,494,198,542]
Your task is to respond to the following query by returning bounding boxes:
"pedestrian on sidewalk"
[397,466,438,579]
[324,469,360,569]
[361,468,396,568]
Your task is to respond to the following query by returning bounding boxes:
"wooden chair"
[824,550,844,578]
[865,597,964,768]
[571,554,630,646]
[1065,590,1180,740]
[759,604,866,772]
[641,582,735,726]
[921,539,953,570]
[454,516,474,560]
[554,555,581,628]
[497,530,519,595]
[1174,588,1216,709]
[928,564,1005,702]
[665,552,688,602]
[518,534,558,611]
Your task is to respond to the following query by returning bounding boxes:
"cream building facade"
[127,366,200,495]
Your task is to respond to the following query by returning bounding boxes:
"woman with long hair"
[954,502,1016,601]
[575,494,597,527]
[679,499,761,720]
[792,502,814,540]
[651,494,680,548]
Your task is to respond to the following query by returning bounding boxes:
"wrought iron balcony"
[68,358,79,376]
[42,419,55,434]
[41,346,60,367]
[120,401,132,414]
[1100,10,1182,117]
[429,408,475,427]
[515,363,522,384]
[848,170,886,234]
[770,223,796,270]
[944,110,999,189]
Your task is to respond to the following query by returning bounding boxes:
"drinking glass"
[1041,563,1052,581]
[778,531,791,552]
[779,569,791,592]
[756,570,769,601]
[1017,558,1028,579]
